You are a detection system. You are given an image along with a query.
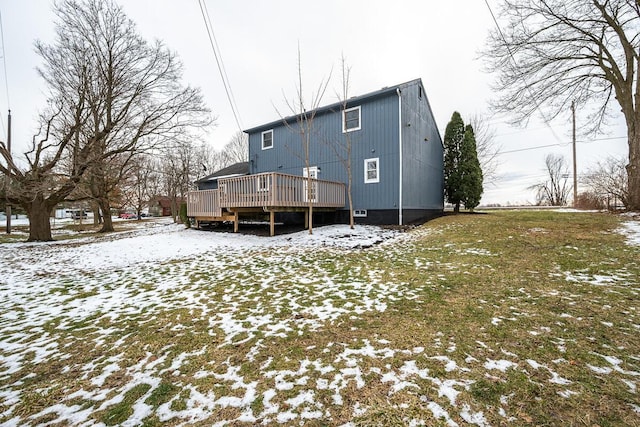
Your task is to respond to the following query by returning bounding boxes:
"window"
[364,158,379,183]
[262,130,273,150]
[342,106,361,132]
[354,209,367,217]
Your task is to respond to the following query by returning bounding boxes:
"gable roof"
[244,78,424,134]
[195,161,250,184]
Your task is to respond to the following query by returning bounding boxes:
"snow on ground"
[619,219,640,247]
[2,218,398,273]
[0,215,638,425]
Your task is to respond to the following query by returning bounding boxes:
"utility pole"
[571,101,577,207]
[5,109,11,234]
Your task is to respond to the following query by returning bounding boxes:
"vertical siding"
[246,79,443,217]
[400,81,444,211]
[248,95,400,211]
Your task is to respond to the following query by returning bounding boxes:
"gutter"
[397,88,403,226]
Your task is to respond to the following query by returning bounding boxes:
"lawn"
[0,211,638,426]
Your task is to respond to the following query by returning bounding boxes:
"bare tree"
[468,114,500,186]
[0,0,210,241]
[159,139,202,222]
[120,155,155,219]
[333,54,355,229]
[195,141,226,179]
[529,153,572,206]
[66,0,209,232]
[86,151,137,230]
[484,0,640,211]
[583,156,629,209]
[222,131,249,165]
[278,46,331,234]
[0,103,90,241]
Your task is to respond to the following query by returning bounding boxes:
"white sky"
[0,0,629,205]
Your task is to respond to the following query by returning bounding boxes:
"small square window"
[354,209,367,217]
[364,157,379,184]
[343,106,361,132]
[262,130,273,150]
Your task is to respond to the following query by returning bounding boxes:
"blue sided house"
[187,78,443,235]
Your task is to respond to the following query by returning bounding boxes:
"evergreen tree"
[460,125,483,210]
[443,112,465,212]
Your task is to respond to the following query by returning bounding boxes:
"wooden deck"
[187,172,346,235]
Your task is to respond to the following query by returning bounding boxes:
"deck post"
[233,211,239,233]
[269,210,275,236]
[304,209,309,229]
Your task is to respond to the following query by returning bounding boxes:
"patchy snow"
[2,220,399,275]
[564,271,633,287]
[484,359,517,372]
[0,215,637,425]
[460,404,490,426]
[587,365,613,375]
[618,220,640,247]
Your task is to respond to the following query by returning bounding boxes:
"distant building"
[148,196,183,217]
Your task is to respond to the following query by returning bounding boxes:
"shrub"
[575,191,605,210]
[179,202,190,228]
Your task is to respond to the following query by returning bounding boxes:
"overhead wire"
[495,135,626,156]
[201,1,241,129]
[0,9,9,140]
[197,0,243,133]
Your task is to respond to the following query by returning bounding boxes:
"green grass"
[1,210,638,426]
[102,383,152,425]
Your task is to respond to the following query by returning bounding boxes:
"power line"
[201,1,241,129]
[197,0,243,133]
[495,134,627,156]
[577,135,626,144]
[0,9,9,139]
[496,143,565,155]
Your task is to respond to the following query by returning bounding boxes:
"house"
[149,196,183,217]
[187,78,443,234]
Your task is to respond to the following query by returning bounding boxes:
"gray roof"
[244,78,423,134]
[195,161,249,183]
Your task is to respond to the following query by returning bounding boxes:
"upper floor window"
[343,106,361,133]
[364,157,379,183]
[262,130,273,150]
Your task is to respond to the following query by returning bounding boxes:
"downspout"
[397,88,403,225]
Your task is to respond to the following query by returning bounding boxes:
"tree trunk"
[97,197,114,232]
[171,197,178,223]
[454,201,460,213]
[348,187,354,229]
[24,197,54,242]
[627,128,640,211]
[348,165,354,230]
[91,202,102,225]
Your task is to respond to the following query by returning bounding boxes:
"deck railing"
[220,172,345,208]
[187,172,345,217]
[187,189,221,217]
